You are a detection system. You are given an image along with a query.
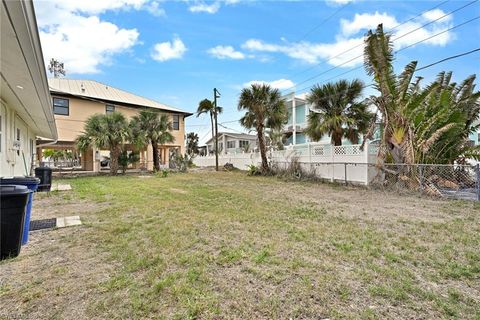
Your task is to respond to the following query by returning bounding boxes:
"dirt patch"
[0,188,115,320]
[31,193,109,220]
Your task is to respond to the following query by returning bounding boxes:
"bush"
[155,169,169,178]
[247,164,261,176]
[118,151,140,174]
[170,154,193,172]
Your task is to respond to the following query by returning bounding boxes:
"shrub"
[247,164,261,176]
[118,151,140,174]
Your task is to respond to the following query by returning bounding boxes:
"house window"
[239,140,250,148]
[172,115,180,130]
[53,97,69,115]
[30,139,34,157]
[106,104,115,114]
[16,128,20,155]
[226,141,236,149]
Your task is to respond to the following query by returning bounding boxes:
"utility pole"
[213,88,221,171]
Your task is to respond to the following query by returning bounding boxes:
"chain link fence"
[270,160,480,201]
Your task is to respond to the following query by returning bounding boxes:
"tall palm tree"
[130,110,174,171]
[305,79,374,146]
[364,24,480,164]
[76,112,130,175]
[196,99,223,145]
[238,84,287,173]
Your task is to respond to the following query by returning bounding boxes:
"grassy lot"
[1,170,479,319]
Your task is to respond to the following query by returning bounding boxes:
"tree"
[364,24,480,164]
[186,132,199,156]
[130,110,174,171]
[305,79,374,146]
[267,129,285,150]
[196,99,223,147]
[238,84,287,173]
[76,112,130,175]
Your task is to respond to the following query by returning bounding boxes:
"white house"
[204,132,257,155]
[0,0,57,176]
[282,92,381,146]
[282,92,311,145]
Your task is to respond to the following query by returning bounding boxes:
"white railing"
[193,142,380,185]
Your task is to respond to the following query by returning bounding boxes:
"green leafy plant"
[118,151,140,174]
[171,154,193,172]
[246,164,260,176]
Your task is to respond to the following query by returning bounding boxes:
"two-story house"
[37,78,191,171]
[282,92,381,146]
[204,132,257,155]
[283,93,311,145]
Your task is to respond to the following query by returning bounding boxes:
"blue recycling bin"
[0,177,40,245]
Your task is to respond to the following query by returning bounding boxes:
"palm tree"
[130,110,174,171]
[238,84,287,173]
[196,99,223,146]
[305,79,374,146]
[364,24,480,164]
[186,132,199,156]
[76,112,130,175]
[267,129,285,150]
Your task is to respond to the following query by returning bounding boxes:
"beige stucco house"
[1,0,57,177]
[38,78,191,171]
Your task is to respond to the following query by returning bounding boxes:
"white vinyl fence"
[193,142,379,185]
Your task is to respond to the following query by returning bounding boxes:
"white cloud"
[326,0,357,6]
[34,0,167,74]
[187,0,239,14]
[422,8,452,23]
[146,1,166,16]
[188,1,221,13]
[151,36,187,61]
[241,9,454,67]
[35,1,141,74]
[207,45,246,59]
[243,79,295,90]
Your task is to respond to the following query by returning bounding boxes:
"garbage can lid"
[0,176,40,185]
[35,166,52,171]
[0,184,31,196]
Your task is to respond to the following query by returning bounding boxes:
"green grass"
[1,171,479,319]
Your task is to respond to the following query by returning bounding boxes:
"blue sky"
[34,0,480,143]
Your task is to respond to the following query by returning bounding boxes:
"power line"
[295,2,350,42]
[291,14,480,94]
[286,0,452,80]
[298,47,480,110]
[190,45,480,130]
[416,47,480,71]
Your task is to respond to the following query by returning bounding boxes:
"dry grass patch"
[0,171,479,319]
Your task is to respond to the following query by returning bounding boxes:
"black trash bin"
[1,185,31,260]
[35,167,52,192]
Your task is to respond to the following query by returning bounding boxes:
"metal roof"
[205,132,257,145]
[48,78,192,115]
